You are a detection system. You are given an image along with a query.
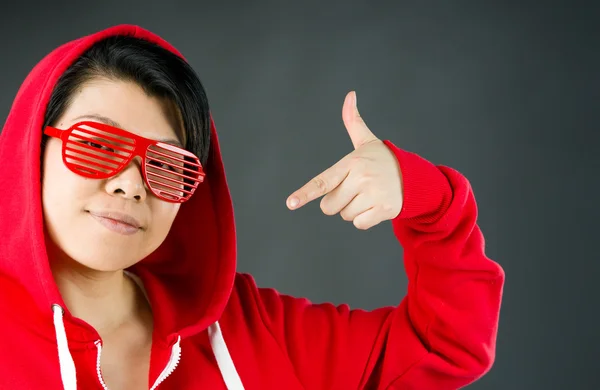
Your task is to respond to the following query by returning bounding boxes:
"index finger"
[287,159,350,210]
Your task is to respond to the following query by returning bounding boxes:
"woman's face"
[42,78,183,271]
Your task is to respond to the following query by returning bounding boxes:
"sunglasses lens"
[145,144,202,202]
[64,124,134,177]
[58,122,202,203]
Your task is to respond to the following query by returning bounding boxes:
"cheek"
[150,202,180,235]
[42,142,67,206]
[42,142,96,217]
[142,201,180,254]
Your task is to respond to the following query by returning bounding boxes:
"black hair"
[42,35,211,166]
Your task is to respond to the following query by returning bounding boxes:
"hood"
[0,25,237,343]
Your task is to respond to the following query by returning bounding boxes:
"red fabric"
[0,25,504,389]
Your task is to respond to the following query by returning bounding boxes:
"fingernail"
[289,197,299,208]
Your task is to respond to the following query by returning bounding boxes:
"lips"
[87,210,144,235]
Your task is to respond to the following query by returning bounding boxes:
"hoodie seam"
[384,351,431,389]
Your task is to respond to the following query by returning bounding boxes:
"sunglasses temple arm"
[44,126,64,139]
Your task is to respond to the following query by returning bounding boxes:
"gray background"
[1,1,598,389]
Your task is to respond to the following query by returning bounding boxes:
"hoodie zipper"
[94,340,109,390]
[149,336,182,390]
[94,336,182,390]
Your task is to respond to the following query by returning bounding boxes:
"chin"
[73,250,141,272]
[45,225,146,272]
[60,235,143,272]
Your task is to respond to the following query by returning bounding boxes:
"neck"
[49,251,149,337]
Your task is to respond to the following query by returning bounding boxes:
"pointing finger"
[287,158,350,210]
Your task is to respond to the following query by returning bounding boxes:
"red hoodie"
[0,25,504,390]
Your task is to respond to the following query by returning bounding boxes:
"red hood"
[0,25,237,343]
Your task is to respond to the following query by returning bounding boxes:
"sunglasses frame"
[43,120,205,203]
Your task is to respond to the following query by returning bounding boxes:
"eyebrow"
[73,114,184,148]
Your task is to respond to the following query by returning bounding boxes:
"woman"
[0,25,504,389]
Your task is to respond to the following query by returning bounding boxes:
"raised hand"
[287,91,403,230]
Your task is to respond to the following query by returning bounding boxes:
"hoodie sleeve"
[244,141,505,389]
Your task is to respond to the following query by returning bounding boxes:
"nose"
[104,158,147,202]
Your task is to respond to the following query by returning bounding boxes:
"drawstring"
[52,304,77,390]
[208,322,245,390]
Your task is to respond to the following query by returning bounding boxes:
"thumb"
[342,91,378,149]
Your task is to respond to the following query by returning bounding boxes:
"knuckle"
[311,176,328,194]
[381,202,394,214]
